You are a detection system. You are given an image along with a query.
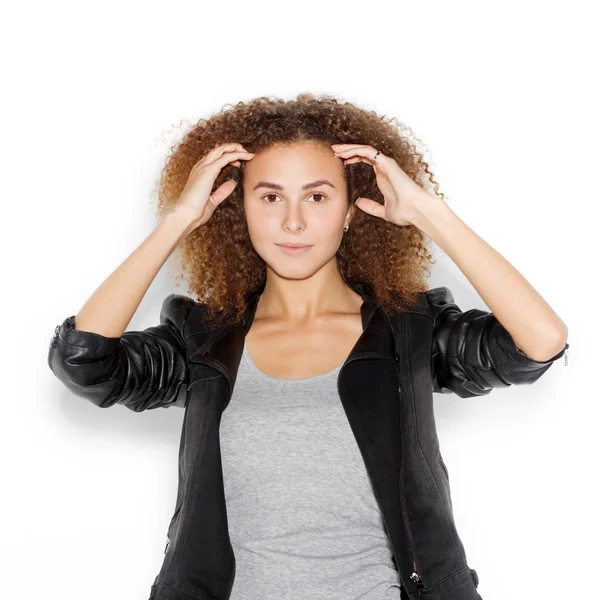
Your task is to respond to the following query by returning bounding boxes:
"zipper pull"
[410,572,425,595]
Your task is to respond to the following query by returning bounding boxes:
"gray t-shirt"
[219,340,402,599]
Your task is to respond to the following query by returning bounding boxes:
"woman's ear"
[346,203,357,225]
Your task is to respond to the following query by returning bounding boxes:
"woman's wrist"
[160,207,198,241]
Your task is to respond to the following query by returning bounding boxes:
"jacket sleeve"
[425,287,569,398]
[47,294,195,411]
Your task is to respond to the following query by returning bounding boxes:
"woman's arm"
[411,197,568,361]
[74,209,195,338]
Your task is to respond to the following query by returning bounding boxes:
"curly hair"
[153,92,443,328]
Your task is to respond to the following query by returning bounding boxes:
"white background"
[2,1,597,598]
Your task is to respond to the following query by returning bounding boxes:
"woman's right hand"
[172,143,255,233]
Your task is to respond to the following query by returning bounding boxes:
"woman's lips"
[276,244,313,255]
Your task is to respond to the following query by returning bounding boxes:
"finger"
[196,143,249,168]
[335,146,387,162]
[208,178,238,209]
[342,157,372,166]
[335,147,388,172]
[342,157,385,172]
[355,197,386,220]
[331,143,370,150]
[205,150,254,171]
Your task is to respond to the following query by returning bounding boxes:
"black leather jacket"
[47,284,568,600]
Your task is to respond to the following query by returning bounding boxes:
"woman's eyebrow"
[252,179,336,191]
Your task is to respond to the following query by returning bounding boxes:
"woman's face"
[242,141,353,279]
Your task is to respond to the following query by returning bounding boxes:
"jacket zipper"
[338,352,425,595]
[397,417,425,592]
[393,352,425,595]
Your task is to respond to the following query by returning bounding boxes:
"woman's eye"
[261,193,327,203]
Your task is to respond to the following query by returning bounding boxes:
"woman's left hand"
[331,143,435,227]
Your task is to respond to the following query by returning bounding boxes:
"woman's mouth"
[276,244,314,255]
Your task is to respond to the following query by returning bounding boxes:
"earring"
[343,223,349,233]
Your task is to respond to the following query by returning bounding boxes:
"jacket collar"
[242,280,396,363]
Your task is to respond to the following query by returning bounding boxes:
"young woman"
[48,93,569,600]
